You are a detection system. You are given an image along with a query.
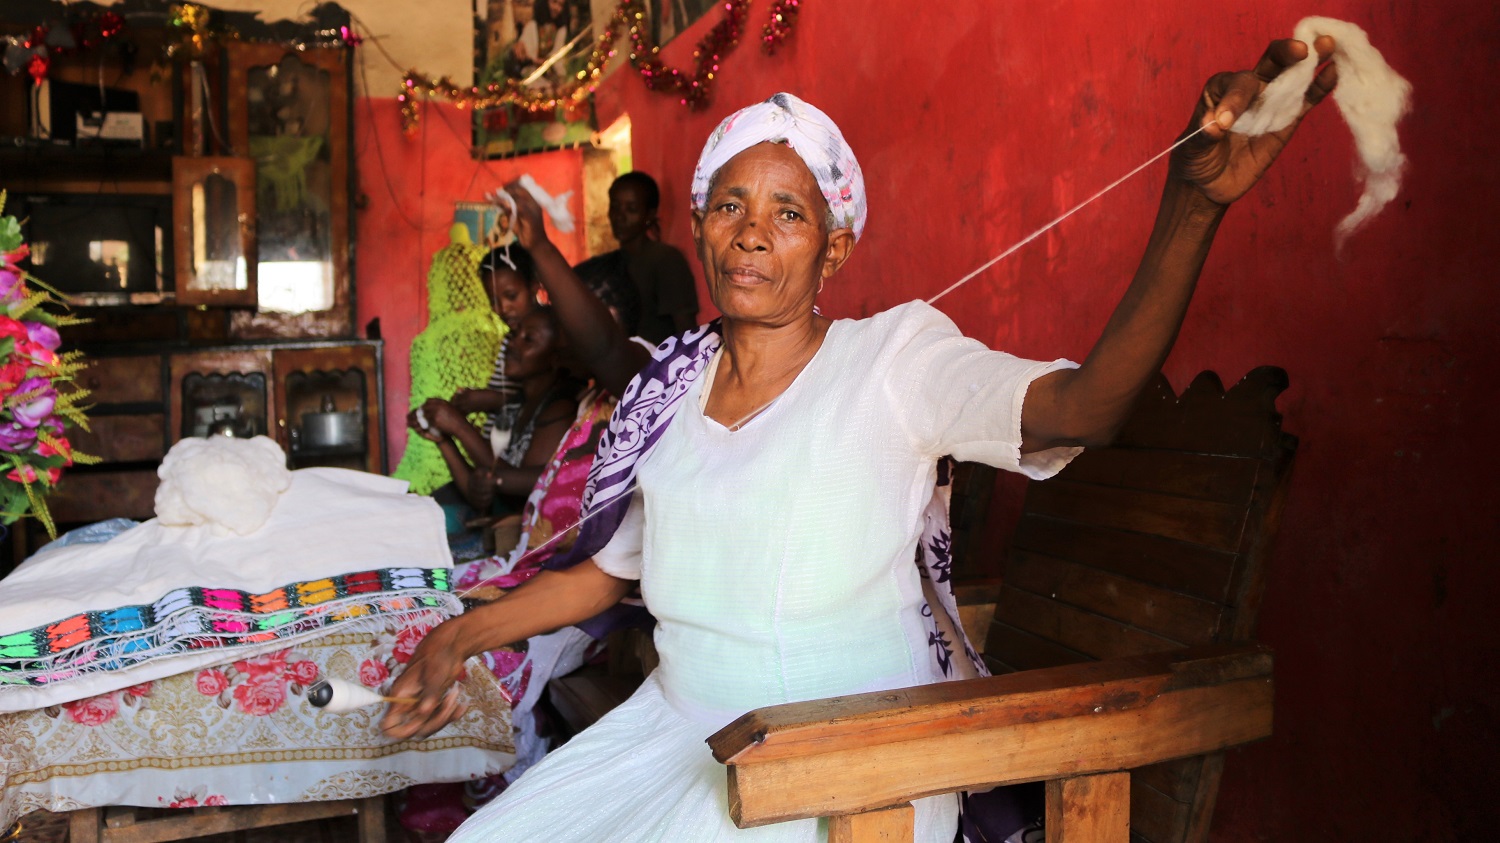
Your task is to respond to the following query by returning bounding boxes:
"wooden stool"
[68,794,387,843]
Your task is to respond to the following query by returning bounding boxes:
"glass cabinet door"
[225,43,352,339]
[272,345,383,473]
[168,350,275,444]
[172,156,257,307]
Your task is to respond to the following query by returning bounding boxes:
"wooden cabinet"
[37,341,384,539]
[169,348,276,440]
[272,345,382,472]
[224,43,354,340]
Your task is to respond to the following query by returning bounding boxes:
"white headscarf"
[690,92,868,241]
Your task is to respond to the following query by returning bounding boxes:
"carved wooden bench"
[714,367,1298,843]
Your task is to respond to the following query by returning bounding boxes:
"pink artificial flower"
[195,668,229,696]
[36,437,72,466]
[286,659,319,686]
[203,795,228,807]
[16,339,58,367]
[232,673,287,716]
[0,242,29,267]
[6,463,38,483]
[0,359,26,391]
[358,658,389,687]
[0,315,26,341]
[63,692,120,727]
[169,797,199,808]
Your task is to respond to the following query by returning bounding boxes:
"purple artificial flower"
[11,377,57,427]
[25,321,59,351]
[0,422,38,452]
[0,267,23,303]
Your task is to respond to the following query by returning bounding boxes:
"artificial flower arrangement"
[0,191,95,538]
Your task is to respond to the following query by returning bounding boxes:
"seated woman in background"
[450,245,542,461]
[399,222,654,836]
[411,302,579,515]
[460,247,647,584]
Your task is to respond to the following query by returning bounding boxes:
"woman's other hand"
[381,620,470,741]
[406,407,443,442]
[1173,37,1338,206]
[421,398,468,436]
[466,463,499,512]
[505,181,551,252]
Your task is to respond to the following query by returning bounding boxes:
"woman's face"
[504,310,560,379]
[691,142,853,326]
[487,267,536,326]
[607,182,653,246]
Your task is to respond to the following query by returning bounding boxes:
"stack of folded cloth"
[0,436,458,713]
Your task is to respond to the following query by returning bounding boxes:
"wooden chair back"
[983,366,1297,843]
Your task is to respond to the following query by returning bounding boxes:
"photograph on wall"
[476,0,597,158]
[652,0,719,45]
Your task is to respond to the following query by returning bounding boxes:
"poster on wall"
[653,0,719,44]
[476,0,597,158]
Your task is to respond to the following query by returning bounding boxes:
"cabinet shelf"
[289,443,368,459]
[0,146,174,190]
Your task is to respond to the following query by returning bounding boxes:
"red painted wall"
[586,0,1497,840]
[352,100,588,465]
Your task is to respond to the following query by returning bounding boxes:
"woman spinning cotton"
[384,37,1337,842]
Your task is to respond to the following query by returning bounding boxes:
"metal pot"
[300,410,361,449]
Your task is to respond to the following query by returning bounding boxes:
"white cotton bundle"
[1234,17,1412,252]
[488,174,575,238]
[516,173,575,233]
[153,435,292,536]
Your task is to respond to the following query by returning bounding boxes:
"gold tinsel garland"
[398,0,803,133]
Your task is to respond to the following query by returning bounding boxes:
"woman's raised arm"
[507,183,652,397]
[1021,37,1338,451]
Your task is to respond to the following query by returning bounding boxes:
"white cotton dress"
[448,301,1080,843]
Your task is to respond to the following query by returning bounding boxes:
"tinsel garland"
[398,0,802,133]
[1,10,127,84]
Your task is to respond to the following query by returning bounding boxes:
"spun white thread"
[926,124,1211,306]
[454,128,1209,599]
[454,491,629,600]
[311,677,389,712]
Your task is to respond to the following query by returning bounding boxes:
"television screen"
[20,193,170,302]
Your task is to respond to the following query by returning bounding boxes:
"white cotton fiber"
[517,173,575,233]
[154,435,292,536]
[1234,17,1412,252]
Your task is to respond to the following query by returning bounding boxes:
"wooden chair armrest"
[709,642,1273,829]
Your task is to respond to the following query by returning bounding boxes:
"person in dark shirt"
[606,171,699,343]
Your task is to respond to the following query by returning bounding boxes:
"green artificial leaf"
[0,214,21,254]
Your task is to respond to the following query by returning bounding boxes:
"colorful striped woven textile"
[0,568,453,688]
